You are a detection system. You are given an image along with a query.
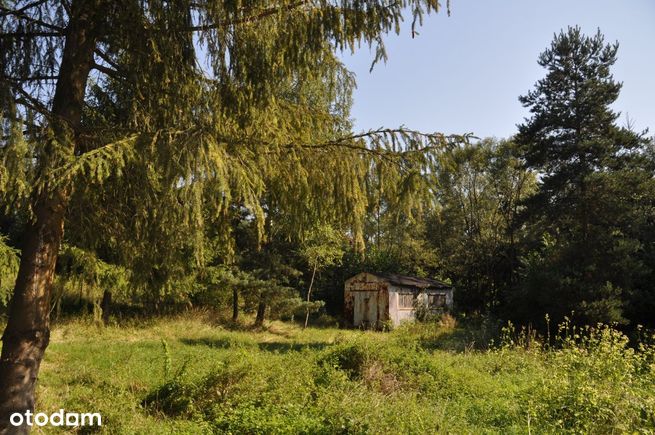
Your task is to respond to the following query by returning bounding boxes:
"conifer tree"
[0,1,460,429]
[515,27,649,325]
[517,27,626,231]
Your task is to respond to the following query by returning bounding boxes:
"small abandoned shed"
[344,272,453,328]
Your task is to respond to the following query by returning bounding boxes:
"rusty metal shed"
[344,272,453,328]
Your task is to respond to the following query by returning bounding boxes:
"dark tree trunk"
[0,197,65,434]
[254,300,266,327]
[232,288,239,322]
[0,2,99,432]
[100,290,112,325]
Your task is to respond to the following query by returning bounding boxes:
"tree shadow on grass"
[179,337,331,353]
[416,327,497,352]
[257,341,331,353]
[418,329,474,352]
[179,337,242,349]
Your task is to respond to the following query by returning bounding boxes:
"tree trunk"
[232,288,239,322]
[100,290,112,325]
[0,2,98,432]
[0,198,66,434]
[303,263,318,329]
[254,299,266,327]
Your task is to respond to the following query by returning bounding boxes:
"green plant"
[0,236,19,308]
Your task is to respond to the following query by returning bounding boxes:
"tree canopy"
[1,1,460,429]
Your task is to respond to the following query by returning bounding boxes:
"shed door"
[353,291,379,327]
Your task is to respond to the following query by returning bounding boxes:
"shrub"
[317,343,370,380]
[528,324,655,433]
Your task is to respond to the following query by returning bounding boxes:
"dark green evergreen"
[514,27,654,325]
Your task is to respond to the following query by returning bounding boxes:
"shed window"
[399,293,414,309]
[428,293,446,308]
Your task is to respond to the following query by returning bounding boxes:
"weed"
[29,314,655,434]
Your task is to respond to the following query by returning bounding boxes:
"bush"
[528,324,655,433]
[0,235,19,308]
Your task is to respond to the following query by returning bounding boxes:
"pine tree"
[515,27,649,325]
[517,27,623,218]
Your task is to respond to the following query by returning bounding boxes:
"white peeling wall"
[388,287,454,326]
[388,285,416,326]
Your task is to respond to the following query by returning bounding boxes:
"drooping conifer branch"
[0,1,452,427]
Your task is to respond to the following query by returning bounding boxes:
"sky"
[340,1,655,140]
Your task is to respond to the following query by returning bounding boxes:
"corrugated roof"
[374,273,451,289]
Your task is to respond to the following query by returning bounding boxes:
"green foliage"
[0,235,19,307]
[56,245,131,303]
[529,322,655,433]
[517,27,626,175]
[0,109,32,215]
[0,2,649,319]
[427,139,536,312]
[514,26,655,326]
[300,224,345,271]
[32,315,655,434]
[1,0,465,317]
[192,265,244,308]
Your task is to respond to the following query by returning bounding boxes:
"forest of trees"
[0,0,653,432]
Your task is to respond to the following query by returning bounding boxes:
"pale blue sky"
[340,1,655,139]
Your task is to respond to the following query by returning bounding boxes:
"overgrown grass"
[6,312,655,434]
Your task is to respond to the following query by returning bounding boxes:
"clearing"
[20,313,655,434]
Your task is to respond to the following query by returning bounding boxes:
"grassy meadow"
[8,313,655,434]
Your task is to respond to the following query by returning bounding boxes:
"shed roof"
[373,273,451,290]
